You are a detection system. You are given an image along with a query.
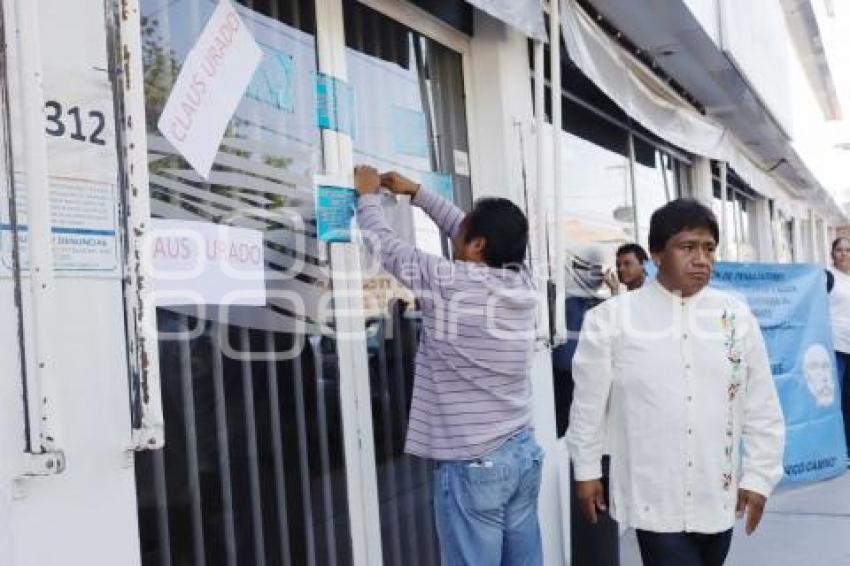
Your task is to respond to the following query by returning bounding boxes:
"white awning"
[560,0,790,201]
[465,0,547,41]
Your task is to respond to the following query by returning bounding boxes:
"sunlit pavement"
[619,470,850,565]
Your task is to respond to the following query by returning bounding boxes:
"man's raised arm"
[355,166,448,295]
[380,171,465,239]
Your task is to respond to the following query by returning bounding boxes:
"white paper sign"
[157,0,262,178]
[150,219,266,306]
[453,149,470,177]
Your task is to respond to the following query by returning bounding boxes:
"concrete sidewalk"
[620,471,850,565]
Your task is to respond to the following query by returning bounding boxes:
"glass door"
[133,2,352,565]
[341,1,472,563]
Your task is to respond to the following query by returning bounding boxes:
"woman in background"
[829,236,850,464]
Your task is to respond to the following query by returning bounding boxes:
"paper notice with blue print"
[710,262,846,484]
[157,0,262,179]
[420,172,454,203]
[316,72,356,136]
[316,183,357,242]
[0,180,119,277]
[391,106,429,158]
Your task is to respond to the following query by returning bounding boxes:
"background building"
[0,1,846,565]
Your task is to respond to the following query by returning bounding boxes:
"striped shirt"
[357,188,537,460]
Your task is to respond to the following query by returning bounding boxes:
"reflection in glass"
[341,1,471,563]
[633,136,680,251]
[134,2,352,565]
[712,164,757,261]
[559,129,632,271]
[344,0,471,263]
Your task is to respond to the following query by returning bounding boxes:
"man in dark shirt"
[613,243,648,292]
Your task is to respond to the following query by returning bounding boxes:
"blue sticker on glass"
[246,44,296,112]
[391,106,428,158]
[316,185,357,242]
[421,171,454,202]
[316,72,355,136]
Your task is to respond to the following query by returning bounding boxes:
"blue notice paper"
[421,171,454,203]
[391,106,428,158]
[316,72,355,136]
[316,185,357,242]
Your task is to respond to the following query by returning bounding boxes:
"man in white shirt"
[566,199,785,565]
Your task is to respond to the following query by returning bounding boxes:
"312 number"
[45,100,106,146]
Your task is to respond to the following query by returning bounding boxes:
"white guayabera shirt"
[566,280,785,533]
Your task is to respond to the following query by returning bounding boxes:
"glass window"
[780,218,795,263]
[737,196,756,261]
[557,130,686,271]
[134,2,353,565]
[343,0,471,313]
[815,218,826,263]
[725,197,739,260]
[560,129,632,269]
[632,136,682,251]
[342,1,471,563]
[800,219,814,261]
[533,41,691,274]
[712,164,757,261]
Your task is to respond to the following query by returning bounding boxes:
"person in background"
[354,165,544,565]
[552,244,620,566]
[553,244,608,435]
[604,243,649,295]
[828,236,850,465]
[567,199,785,566]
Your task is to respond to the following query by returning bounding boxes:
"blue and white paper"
[316,184,356,242]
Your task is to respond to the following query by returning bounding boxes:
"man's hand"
[380,171,419,196]
[736,489,767,535]
[354,165,380,196]
[603,268,621,295]
[576,479,607,524]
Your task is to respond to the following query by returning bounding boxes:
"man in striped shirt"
[354,165,543,565]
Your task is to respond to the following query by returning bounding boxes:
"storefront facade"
[0,1,846,566]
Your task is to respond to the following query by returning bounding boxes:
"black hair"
[462,198,528,270]
[648,198,719,253]
[832,236,850,254]
[616,243,649,263]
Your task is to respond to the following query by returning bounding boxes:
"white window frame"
[319,3,479,565]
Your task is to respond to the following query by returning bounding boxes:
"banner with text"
[711,262,847,484]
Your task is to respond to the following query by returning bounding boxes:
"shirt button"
[683,333,689,339]
[687,491,692,497]
[688,461,693,467]
[687,395,693,402]
[685,364,692,370]
[687,428,693,435]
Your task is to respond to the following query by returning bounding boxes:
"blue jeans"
[838,351,850,457]
[433,428,544,566]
